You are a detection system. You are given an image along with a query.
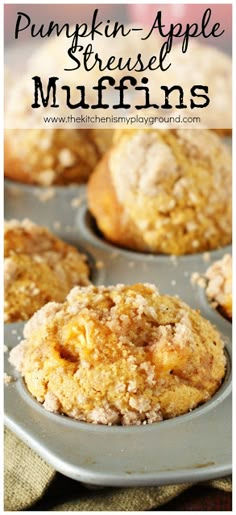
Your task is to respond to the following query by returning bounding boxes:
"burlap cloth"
[4,427,232,512]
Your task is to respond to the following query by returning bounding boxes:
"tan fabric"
[4,428,56,511]
[54,484,190,512]
[205,477,232,493]
[4,427,232,512]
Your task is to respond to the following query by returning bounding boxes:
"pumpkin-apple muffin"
[9,283,226,425]
[88,128,232,254]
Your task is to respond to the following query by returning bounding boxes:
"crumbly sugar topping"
[175,129,230,172]
[58,148,76,168]
[38,170,56,186]
[43,391,61,413]
[191,272,206,288]
[110,131,178,201]
[4,218,37,233]
[4,373,14,385]
[23,302,61,338]
[34,188,55,202]
[191,254,232,320]
[206,254,232,291]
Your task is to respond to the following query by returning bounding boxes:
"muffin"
[9,283,226,425]
[205,254,232,321]
[88,128,232,255]
[4,72,114,185]
[4,219,90,322]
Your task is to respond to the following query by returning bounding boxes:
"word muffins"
[4,219,90,322]
[9,283,226,425]
[88,128,232,255]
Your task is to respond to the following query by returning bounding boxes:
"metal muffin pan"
[4,179,232,486]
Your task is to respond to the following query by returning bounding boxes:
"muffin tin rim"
[4,412,232,487]
[4,413,232,488]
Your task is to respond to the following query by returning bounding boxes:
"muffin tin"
[4,179,232,486]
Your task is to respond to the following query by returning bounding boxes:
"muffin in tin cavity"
[88,128,232,255]
[205,254,232,321]
[4,219,90,323]
[4,125,113,186]
[9,283,226,426]
[4,76,113,185]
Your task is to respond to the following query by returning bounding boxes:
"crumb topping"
[110,131,178,201]
[191,254,232,321]
[34,188,55,202]
[191,272,206,289]
[4,373,14,385]
[43,391,61,413]
[71,197,83,208]
[58,148,76,168]
[175,129,230,175]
